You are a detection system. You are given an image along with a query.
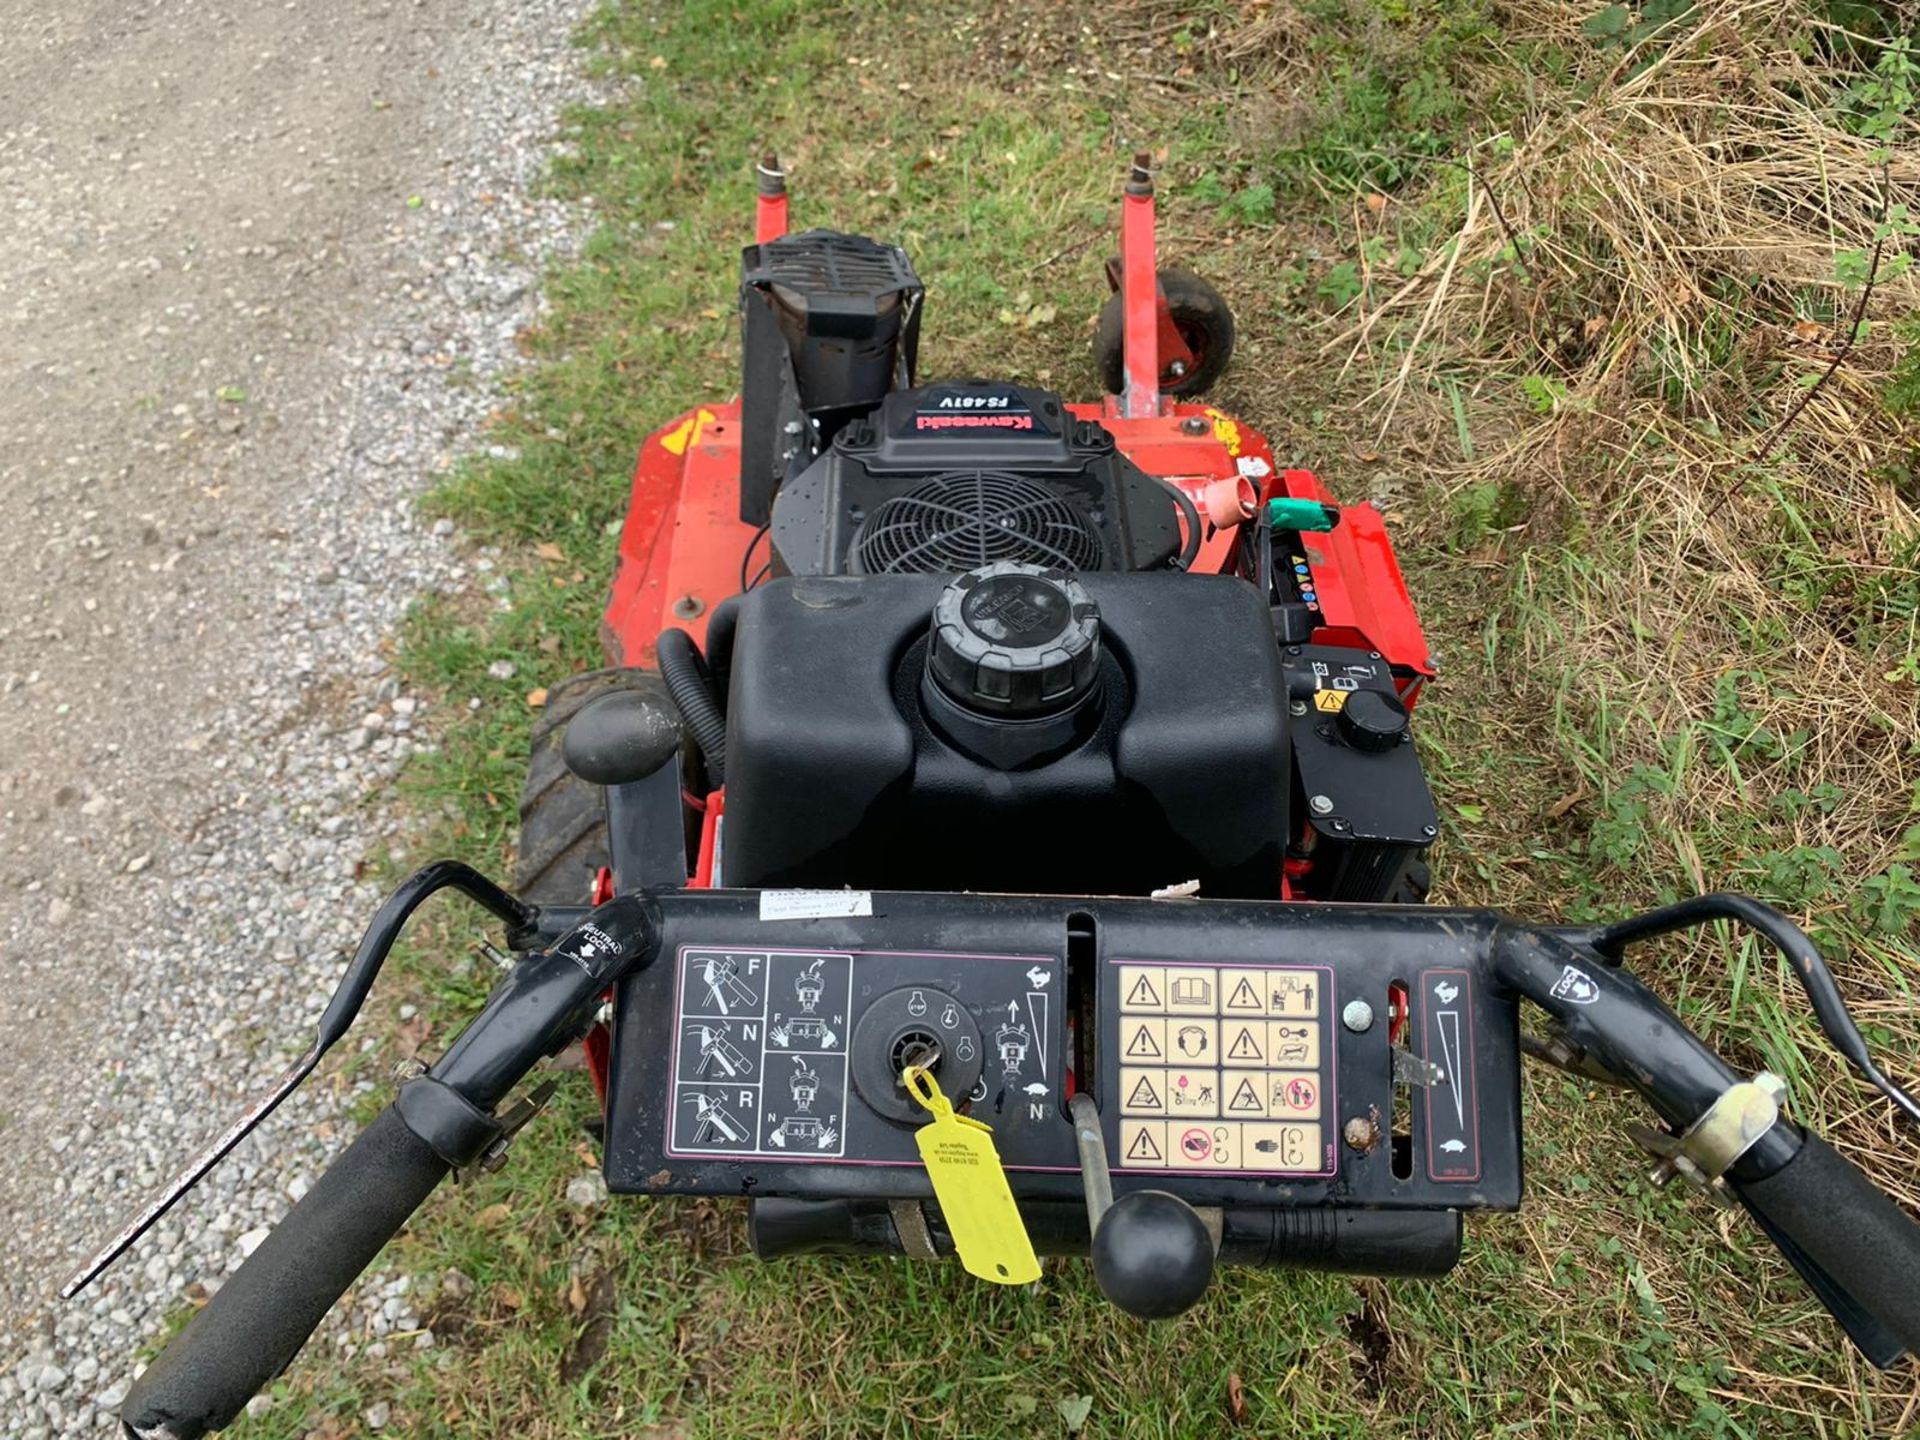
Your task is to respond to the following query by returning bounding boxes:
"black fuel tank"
[719,572,1289,897]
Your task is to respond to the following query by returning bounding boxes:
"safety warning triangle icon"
[1226,1025,1263,1061]
[1126,1073,1163,1111]
[1228,1077,1264,1113]
[1124,1022,1163,1059]
[1125,1127,1164,1162]
[1125,972,1163,1009]
[1226,976,1263,1010]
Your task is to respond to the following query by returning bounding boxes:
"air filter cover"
[768,380,1181,576]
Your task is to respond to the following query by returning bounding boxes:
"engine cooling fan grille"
[849,471,1105,575]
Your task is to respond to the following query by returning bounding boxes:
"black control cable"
[739,523,771,592]
[1155,477,1203,570]
[1579,892,1920,1128]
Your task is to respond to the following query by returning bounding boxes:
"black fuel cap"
[928,563,1100,717]
[1336,688,1410,753]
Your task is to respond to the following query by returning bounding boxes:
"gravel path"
[0,1,600,1431]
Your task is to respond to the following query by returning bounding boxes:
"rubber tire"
[1388,859,1432,906]
[1094,268,1236,398]
[515,667,670,905]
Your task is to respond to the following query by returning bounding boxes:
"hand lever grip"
[113,896,665,1435]
[1729,1132,1920,1365]
[1069,1094,1214,1319]
[119,1106,448,1439]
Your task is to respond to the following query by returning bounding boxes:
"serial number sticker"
[758,889,874,921]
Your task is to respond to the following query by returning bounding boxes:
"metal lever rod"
[61,861,536,1298]
[1578,893,1920,1128]
[61,1046,318,1300]
[1068,1093,1114,1232]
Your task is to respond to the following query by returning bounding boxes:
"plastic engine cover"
[718,572,1290,897]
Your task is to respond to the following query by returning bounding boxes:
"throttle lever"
[1068,1093,1215,1319]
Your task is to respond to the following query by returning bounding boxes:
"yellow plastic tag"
[902,1066,1042,1286]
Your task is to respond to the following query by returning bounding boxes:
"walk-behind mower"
[77,155,1920,1438]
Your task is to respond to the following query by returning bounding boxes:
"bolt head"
[1180,414,1206,434]
[1422,824,1439,838]
[1308,794,1335,816]
[671,594,705,620]
[1343,1116,1380,1152]
[1342,999,1375,1033]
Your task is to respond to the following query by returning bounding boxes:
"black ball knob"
[1336,688,1410,754]
[1090,1190,1215,1320]
[563,691,683,785]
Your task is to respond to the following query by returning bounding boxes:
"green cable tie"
[1266,498,1337,532]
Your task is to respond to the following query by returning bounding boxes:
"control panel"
[602,891,1522,1213]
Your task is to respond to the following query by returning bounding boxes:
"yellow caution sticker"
[1314,689,1347,713]
[902,1066,1041,1285]
[659,407,716,456]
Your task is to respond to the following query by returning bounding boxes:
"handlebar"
[1731,1133,1920,1361]
[98,879,1919,1436]
[121,1107,449,1439]
[119,891,661,1439]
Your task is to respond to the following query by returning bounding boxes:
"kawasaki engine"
[769,380,1185,576]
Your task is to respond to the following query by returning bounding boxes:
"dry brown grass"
[1193,10,1920,1421]
[1305,0,1920,1184]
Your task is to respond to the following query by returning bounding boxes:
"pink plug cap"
[1200,475,1257,528]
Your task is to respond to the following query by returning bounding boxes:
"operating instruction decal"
[671,949,854,1157]
[1419,967,1480,1181]
[1112,961,1336,1178]
[665,946,1064,1167]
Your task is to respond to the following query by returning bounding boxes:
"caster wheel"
[1094,267,1236,397]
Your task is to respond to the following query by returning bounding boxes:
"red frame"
[600,397,1431,691]
[602,403,760,665]
[1120,160,1161,419]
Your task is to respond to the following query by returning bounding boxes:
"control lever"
[1067,1093,1214,1318]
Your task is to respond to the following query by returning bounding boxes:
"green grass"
[222,2,1920,1436]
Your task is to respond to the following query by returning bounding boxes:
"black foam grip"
[120,1106,449,1439]
[1219,1205,1461,1276]
[1733,1132,1920,1359]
